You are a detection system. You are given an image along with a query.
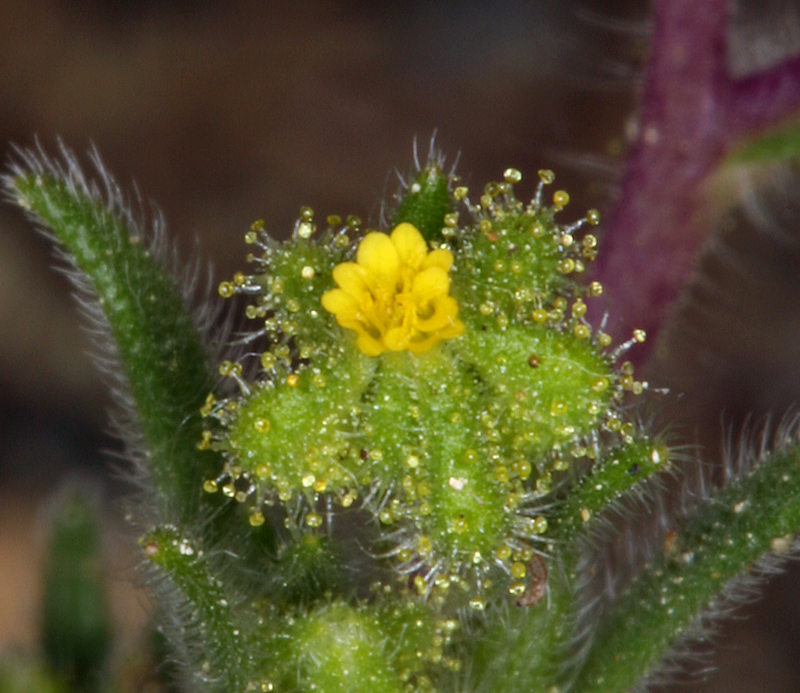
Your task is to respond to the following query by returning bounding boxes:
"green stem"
[141,526,250,693]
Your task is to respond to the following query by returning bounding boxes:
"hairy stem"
[596,0,800,358]
[573,440,800,693]
[142,526,250,693]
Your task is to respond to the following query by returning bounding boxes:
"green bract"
[204,166,655,605]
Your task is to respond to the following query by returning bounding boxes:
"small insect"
[516,552,549,607]
[663,528,679,557]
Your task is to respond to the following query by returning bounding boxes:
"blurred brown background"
[1,0,800,691]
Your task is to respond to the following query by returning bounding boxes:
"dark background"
[1,1,800,691]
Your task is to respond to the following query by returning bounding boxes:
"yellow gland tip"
[321,223,465,356]
[553,190,570,208]
[538,169,555,185]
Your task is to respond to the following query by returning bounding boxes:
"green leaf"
[725,119,800,166]
[552,439,671,543]
[42,487,111,693]
[392,164,453,241]
[573,438,800,693]
[5,146,218,522]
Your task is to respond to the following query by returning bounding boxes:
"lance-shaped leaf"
[392,162,453,242]
[552,439,671,544]
[4,144,217,522]
[573,432,800,693]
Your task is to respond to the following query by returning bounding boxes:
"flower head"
[321,223,464,355]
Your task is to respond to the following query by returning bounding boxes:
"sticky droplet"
[538,169,555,185]
[306,512,323,528]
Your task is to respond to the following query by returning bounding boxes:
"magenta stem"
[593,0,800,362]
[728,52,800,137]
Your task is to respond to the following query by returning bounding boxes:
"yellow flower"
[321,223,464,355]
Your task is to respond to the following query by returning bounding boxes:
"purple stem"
[593,0,800,363]
[728,52,800,137]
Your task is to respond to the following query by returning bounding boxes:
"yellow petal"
[340,320,368,336]
[410,327,463,354]
[406,335,439,353]
[322,220,463,356]
[390,223,428,270]
[355,296,388,336]
[356,331,387,356]
[438,316,465,339]
[421,248,453,273]
[415,295,460,331]
[321,288,360,319]
[407,317,463,352]
[384,325,412,351]
[412,267,450,304]
[357,232,399,279]
[332,263,373,299]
